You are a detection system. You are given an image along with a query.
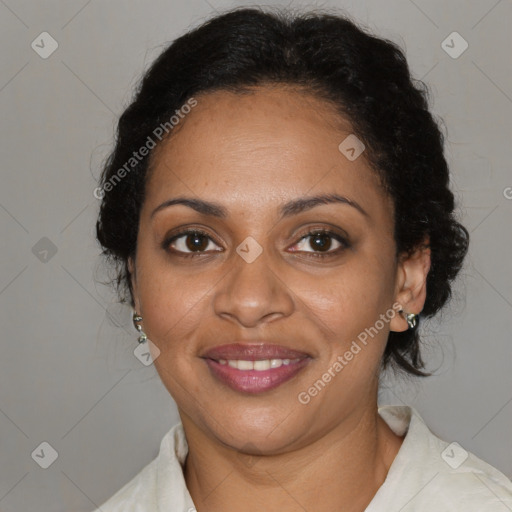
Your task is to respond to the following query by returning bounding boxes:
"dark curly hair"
[95,6,469,377]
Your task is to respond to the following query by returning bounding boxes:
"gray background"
[1,0,511,510]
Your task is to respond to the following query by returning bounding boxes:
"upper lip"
[202,343,311,361]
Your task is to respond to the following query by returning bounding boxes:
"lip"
[202,343,312,394]
[202,343,311,361]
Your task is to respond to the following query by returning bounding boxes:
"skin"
[128,84,431,512]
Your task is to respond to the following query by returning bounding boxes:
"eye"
[163,227,350,259]
[164,229,222,256]
[289,229,350,258]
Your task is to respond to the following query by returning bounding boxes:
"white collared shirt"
[92,405,512,511]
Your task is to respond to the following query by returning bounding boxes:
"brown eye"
[165,229,222,255]
[307,232,334,252]
[289,229,350,258]
[184,232,210,252]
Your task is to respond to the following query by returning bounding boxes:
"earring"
[399,310,419,329]
[132,312,147,343]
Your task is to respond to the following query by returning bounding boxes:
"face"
[129,85,426,454]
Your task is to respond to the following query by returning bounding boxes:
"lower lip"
[204,358,311,394]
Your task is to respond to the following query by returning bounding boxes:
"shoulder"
[372,405,512,511]
[417,440,512,511]
[90,423,187,512]
[90,453,159,512]
[420,462,512,510]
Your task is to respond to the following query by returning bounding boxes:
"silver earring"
[400,310,419,329]
[132,312,147,343]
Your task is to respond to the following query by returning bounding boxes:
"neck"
[182,402,404,512]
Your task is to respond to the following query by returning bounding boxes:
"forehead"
[143,85,390,220]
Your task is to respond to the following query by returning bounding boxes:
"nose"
[213,247,295,328]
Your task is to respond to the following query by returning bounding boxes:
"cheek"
[138,270,206,400]
[140,279,205,350]
[296,256,395,340]
[295,282,392,401]
[134,248,207,350]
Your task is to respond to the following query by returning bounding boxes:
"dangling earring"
[399,310,419,329]
[132,312,147,343]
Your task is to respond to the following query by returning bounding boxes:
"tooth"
[253,360,271,371]
[223,358,301,370]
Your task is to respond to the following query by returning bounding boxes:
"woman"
[93,6,512,511]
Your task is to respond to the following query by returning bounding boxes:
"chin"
[205,404,306,453]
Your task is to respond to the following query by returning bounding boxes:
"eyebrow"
[150,193,369,220]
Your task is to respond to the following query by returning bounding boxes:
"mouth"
[201,343,312,394]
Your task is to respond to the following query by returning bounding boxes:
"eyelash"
[162,228,350,260]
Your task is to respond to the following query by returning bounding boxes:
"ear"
[389,238,431,333]
[127,256,140,312]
